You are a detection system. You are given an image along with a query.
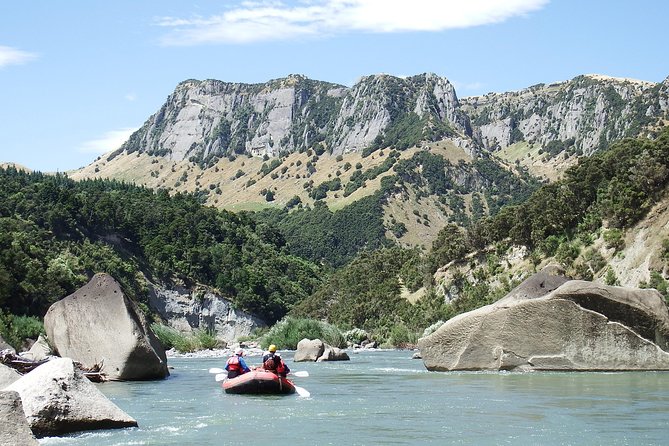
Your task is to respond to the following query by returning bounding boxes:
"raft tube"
[222,370,296,395]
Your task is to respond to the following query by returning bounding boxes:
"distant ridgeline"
[111,73,668,165]
[0,167,321,322]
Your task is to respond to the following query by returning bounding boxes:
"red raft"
[222,370,296,395]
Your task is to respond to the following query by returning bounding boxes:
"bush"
[603,228,625,251]
[343,328,369,345]
[388,324,416,348]
[0,313,45,350]
[421,320,445,338]
[261,317,345,350]
[151,323,215,353]
[194,329,219,350]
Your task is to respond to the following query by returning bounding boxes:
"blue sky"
[1,0,667,172]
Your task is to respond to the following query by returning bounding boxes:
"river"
[39,350,669,445]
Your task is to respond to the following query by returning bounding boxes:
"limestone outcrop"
[294,339,349,362]
[108,73,471,163]
[148,283,266,344]
[0,391,39,445]
[419,271,669,371]
[5,358,137,437]
[44,273,169,380]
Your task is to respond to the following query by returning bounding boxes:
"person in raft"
[262,344,291,378]
[225,348,251,379]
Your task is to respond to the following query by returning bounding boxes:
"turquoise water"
[40,350,669,445]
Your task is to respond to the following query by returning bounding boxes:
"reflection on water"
[40,350,669,445]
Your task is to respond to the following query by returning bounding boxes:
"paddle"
[294,385,310,398]
[215,373,227,382]
[292,371,309,377]
[208,367,225,374]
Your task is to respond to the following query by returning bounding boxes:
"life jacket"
[263,354,285,374]
[226,355,242,372]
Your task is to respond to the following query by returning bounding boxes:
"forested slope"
[0,169,321,322]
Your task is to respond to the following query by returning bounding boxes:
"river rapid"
[39,350,668,445]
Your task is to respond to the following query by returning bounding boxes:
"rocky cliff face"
[460,74,669,156]
[110,73,473,164]
[109,73,668,166]
[148,283,266,344]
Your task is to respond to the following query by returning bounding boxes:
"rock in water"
[419,273,669,371]
[0,391,39,445]
[294,339,325,362]
[5,358,137,437]
[294,338,350,362]
[44,273,169,380]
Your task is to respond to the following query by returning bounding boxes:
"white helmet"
[235,348,245,356]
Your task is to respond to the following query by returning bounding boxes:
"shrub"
[343,328,369,345]
[151,323,210,353]
[194,329,219,350]
[421,320,444,338]
[0,313,45,350]
[603,228,625,251]
[261,317,345,350]
[388,324,417,348]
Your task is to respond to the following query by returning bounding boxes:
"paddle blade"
[215,373,227,382]
[293,371,309,378]
[294,385,310,398]
[209,368,225,374]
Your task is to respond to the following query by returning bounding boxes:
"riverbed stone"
[20,334,52,362]
[44,273,169,380]
[317,346,350,362]
[0,363,22,389]
[5,357,137,437]
[419,273,669,371]
[0,391,39,445]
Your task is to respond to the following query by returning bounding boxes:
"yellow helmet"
[268,344,277,352]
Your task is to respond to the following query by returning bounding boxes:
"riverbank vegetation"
[1,130,668,350]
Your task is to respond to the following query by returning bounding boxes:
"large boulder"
[44,273,168,380]
[0,363,21,389]
[0,391,39,445]
[5,358,137,437]
[294,339,350,362]
[419,275,669,371]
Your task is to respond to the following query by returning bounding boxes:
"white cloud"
[452,80,485,93]
[156,0,548,45]
[78,128,137,154]
[125,93,137,102]
[0,45,37,68]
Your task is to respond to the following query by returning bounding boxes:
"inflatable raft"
[222,370,296,395]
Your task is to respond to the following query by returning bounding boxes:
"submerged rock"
[44,273,169,380]
[419,269,669,371]
[5,358,137,437]
[0,391,39,445]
